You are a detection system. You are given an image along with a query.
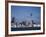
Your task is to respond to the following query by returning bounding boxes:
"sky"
[11,6,41,23]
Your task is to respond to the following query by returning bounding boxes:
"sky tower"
[30,13,34,27]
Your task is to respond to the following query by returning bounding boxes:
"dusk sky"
[11,6,41,23]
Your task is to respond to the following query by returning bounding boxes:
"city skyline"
[11,6,41,23]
